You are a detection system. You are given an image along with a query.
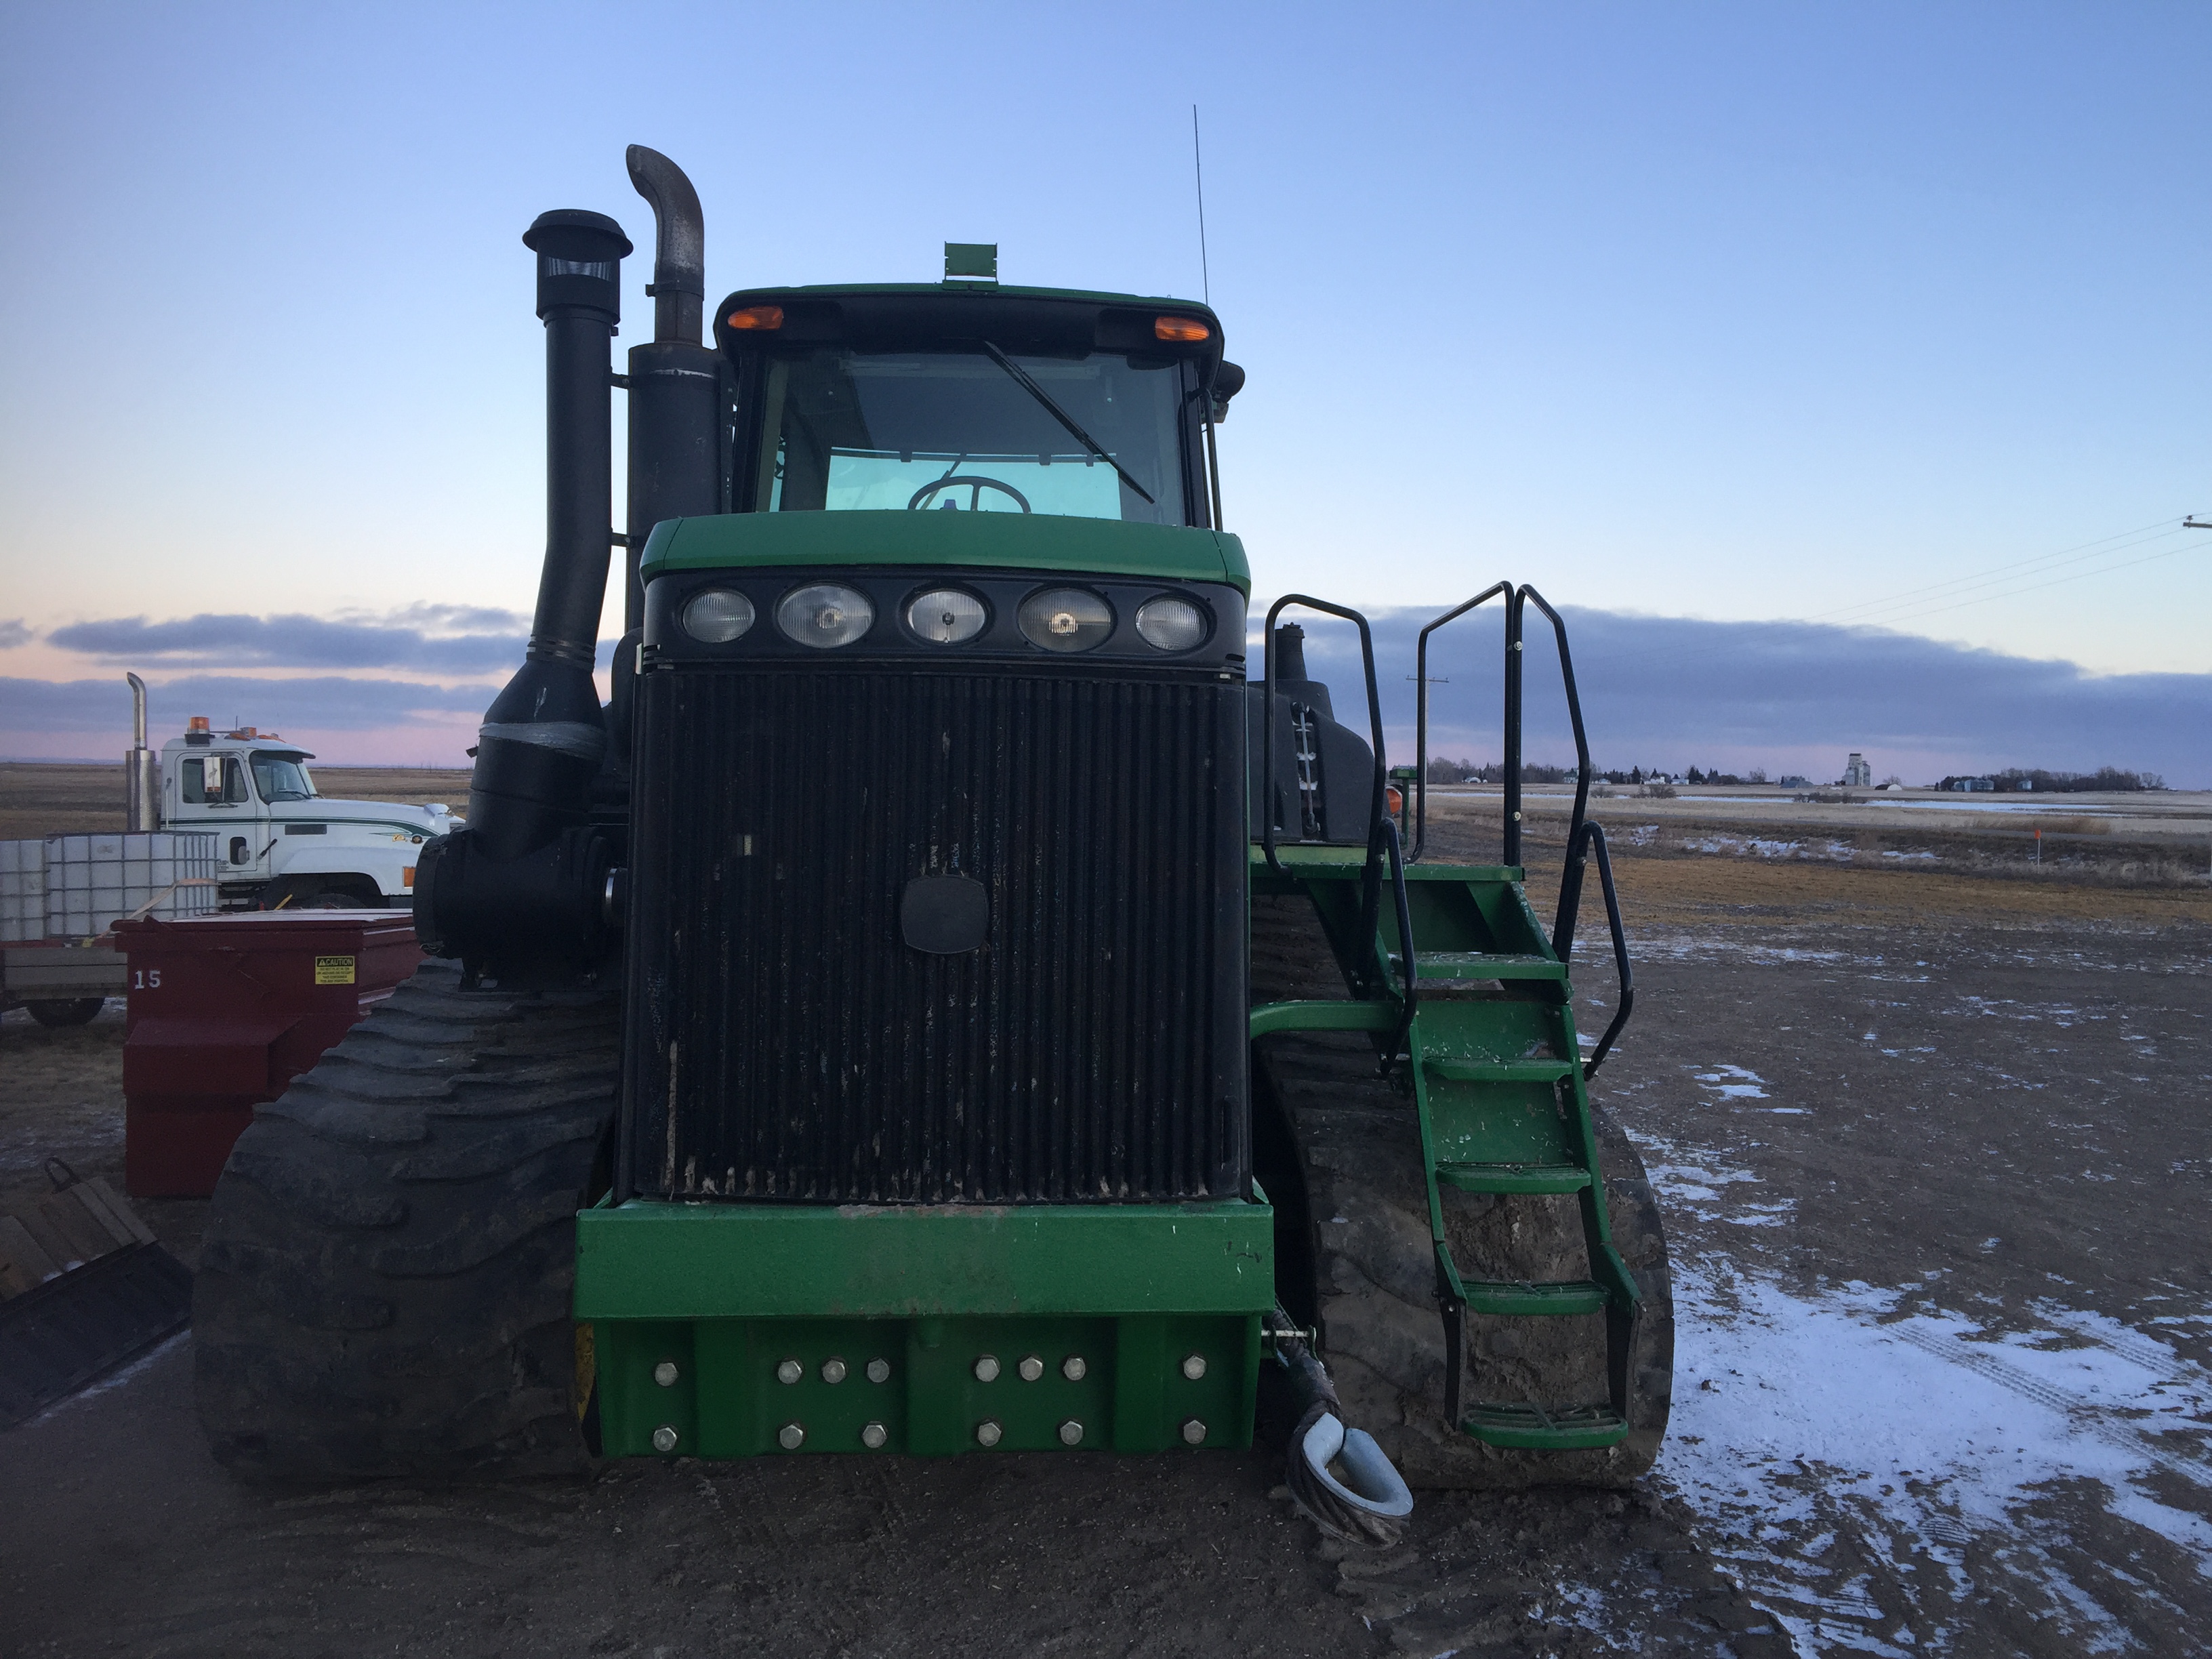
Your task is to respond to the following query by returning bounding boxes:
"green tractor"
[192,148,1669,1536]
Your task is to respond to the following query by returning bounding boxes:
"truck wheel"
[24,998,106,1028]
[1250,893,1672,1490]
[192,956,619,1480]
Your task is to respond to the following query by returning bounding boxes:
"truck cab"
[160,721,459,908]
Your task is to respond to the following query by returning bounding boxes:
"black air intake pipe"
[621,146,720,634]
[416,205,631,979]
[466,207,632,860]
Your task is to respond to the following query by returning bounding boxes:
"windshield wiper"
[977,342,1155,506]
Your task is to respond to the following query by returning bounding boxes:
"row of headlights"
[679,584,1210,655]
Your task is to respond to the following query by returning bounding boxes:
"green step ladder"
[1252,841,1640,1452]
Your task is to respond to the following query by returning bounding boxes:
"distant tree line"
[1423,760,1754,786]
[1426,759,2169,793]
[1940,767,2167,794]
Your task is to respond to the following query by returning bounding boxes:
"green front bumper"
[576,1197,1273,1458]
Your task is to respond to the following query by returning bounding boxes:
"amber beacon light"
[726,305,785,330]
[1153,314,1211,342]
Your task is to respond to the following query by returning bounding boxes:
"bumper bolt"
[1058,1419,1084,1446]
[777,1422,806,1450]
[651,1425,678,1454]
[861,1421,888,1450]
[973,1354,1001,1382]
[1061,1355,1088,1382]
[1181,1353,1207,1380]
[1018,1355,1045,1382]
[866,1357,892,1384]
[776,1358,802,1385]
[653,1360,679,1387]
[975,1419,1003,1448]
[1181,1418,1208,1446]
[821,1357,848,1385]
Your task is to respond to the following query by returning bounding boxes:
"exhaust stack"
[125,673,158,832]
[621,146,720,634]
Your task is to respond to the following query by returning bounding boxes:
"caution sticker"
[314,955,357,985]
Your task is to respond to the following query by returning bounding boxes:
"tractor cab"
[713,276,1237,529]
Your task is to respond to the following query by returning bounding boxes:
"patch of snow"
[1639,1139,1793,1227]
[1663,1265,2212,1652]
[1694,1063,1770,1101]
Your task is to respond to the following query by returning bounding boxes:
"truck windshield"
[251,752,318,802]
[755,348,1191,525]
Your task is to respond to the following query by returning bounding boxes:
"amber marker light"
[726,305,785,330]
[1153,314,1211,342]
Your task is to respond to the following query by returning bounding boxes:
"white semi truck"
[152,718,459,910]
[125,674,459,911]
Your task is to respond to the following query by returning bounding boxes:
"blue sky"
[1,3,2206,777]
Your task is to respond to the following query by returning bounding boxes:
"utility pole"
[2186,516,2211,531]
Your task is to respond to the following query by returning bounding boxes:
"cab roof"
[712,284,1225,365]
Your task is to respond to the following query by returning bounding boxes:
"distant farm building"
[1843,753,1873,787]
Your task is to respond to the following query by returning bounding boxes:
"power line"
[1875,537,2202,627]
[1803,516,2185,624]
[1825,523,2195,629]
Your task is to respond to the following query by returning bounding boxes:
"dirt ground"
[3,832,2209,1656]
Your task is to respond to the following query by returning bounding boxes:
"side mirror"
[1209,360,1246,423]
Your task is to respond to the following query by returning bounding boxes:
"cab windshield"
[755,348,1193,526]
[250,752,318,802]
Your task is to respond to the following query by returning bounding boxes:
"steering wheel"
[908,475,1032,513]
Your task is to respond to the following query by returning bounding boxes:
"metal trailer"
[192,149,1668,1535]
[0,833,220,1027]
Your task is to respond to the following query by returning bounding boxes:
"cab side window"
[181,758,249,804]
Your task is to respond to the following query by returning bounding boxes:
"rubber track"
[192,957,620,1481]
[1251,893,1672,1490]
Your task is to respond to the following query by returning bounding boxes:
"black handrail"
[1263,597,1393,993]
[1551,822,1634,1079]
[1513,585,1594,937]
[1411,582,1511,864]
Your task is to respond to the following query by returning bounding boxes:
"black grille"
[621,666,1248,1204]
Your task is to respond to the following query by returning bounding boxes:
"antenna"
[1191,104,1210,305]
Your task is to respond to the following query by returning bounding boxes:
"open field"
[3,824,2209,1654]
[1422,787,2212,897]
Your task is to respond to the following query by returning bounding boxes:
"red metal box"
[112,912,423,1197]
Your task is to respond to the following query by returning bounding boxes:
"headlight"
[1134,596,1207,652]
[777,583,874,648]
[680,588,756,643]
[1018,587,1113,653]
[906,588,988,644]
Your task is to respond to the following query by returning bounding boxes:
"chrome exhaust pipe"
[124,672,158,832]
[626,144,705,347]
[620,146,720,636]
